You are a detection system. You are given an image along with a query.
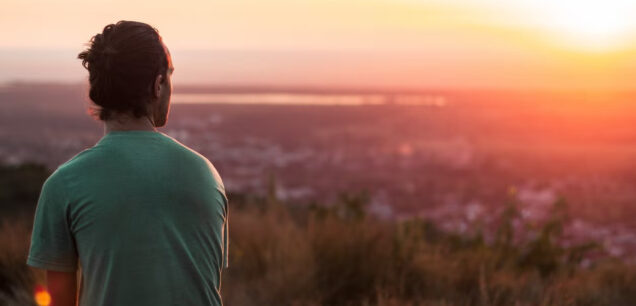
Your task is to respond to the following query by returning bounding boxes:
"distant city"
[1,83,635,261]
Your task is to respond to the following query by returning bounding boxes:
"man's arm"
[47,270,77,306]
[27,172,80,304]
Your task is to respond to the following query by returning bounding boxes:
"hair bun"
[79,25,118,70]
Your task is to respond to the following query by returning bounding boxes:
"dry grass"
[220,194,636,306]
[0,217,41,306]
[2,193,636,305]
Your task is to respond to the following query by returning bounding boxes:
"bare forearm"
[47,270,77,306]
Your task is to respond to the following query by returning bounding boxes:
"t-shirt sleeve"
[27,172,78,272]
[220,188,229,269]
[204,157,229,269]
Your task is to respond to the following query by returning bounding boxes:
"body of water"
[171,93,447,106]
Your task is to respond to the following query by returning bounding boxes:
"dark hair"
[78,21,168,121]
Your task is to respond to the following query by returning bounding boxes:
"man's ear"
[153,74,164,98]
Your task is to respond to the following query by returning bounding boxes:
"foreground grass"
[220,191,636,306]
[1,163,636,305]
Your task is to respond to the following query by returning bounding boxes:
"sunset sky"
[1,0,635,89]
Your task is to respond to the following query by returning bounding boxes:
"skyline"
[1,0,635,89]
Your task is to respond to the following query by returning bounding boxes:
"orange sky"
[1,0,635,89]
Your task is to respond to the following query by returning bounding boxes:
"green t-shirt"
[27,130,229,306]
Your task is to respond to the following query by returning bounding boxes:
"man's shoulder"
[159,133,226,190]
[38,156,80,203]
[58,132,203,167]
[159,132,212,163]
[51,133,225,190]
[55,147,97,174]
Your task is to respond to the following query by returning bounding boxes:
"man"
[27,21,229,306]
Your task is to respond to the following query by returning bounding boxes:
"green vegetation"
[2,163,636,305]
[0,163,50,216]
[0,163,50,306]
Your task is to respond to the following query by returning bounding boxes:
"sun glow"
[526,0,636,50]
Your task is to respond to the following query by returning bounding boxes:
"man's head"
[78,21,174,127]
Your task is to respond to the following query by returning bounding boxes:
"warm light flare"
[34,286,51,306]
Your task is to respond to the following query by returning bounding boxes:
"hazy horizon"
[2,0,636,91]
[3,47,636,91]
